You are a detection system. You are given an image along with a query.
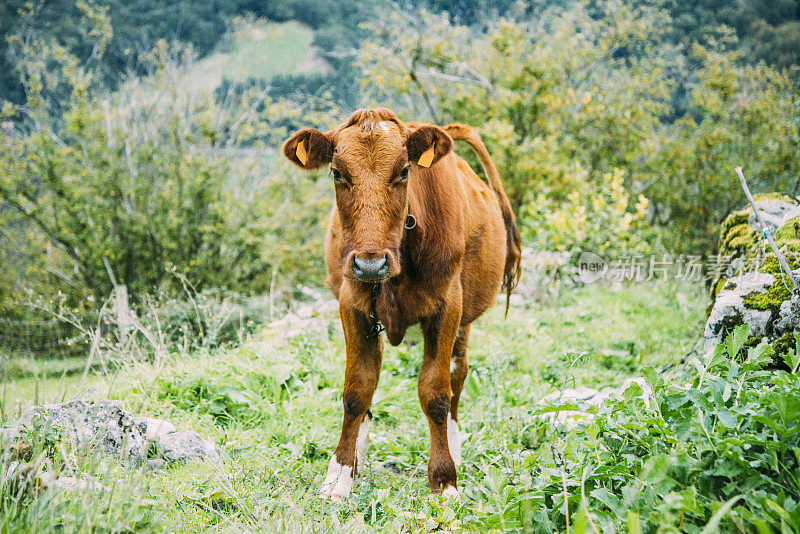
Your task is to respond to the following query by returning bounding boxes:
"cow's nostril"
[352,254,389,280]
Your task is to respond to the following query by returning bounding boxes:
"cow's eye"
[331,168,343,183]
[398,166,410,181]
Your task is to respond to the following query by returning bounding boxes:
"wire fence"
[0,316,86,357]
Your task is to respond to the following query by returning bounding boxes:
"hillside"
[179,20,327,97]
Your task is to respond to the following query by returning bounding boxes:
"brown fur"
[282,108,521,494]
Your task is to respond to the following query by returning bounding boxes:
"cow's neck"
[372,177,462,344]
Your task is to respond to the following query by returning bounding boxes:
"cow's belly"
[459,214,506,324]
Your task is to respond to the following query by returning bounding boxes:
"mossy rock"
[712,197,800,304]
[771,331,797,358]
[739,217,800,337]
[707,200,800,365]
[718,210,757,258]
[774,215,800,251]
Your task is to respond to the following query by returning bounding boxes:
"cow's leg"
[448,324,470,466]
[320,305,382,501]
[419,290,463,496]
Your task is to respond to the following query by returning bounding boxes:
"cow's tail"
[444,123,522,316]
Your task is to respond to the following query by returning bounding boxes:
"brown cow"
[282,108,521,500]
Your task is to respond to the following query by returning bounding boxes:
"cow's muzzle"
[351,253,389,282]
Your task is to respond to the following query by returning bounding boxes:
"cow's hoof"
[442,485,460,498]
[447,414,462,466]
[319,454,353,501]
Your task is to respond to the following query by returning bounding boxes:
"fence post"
[735,166,799,291]
[113,285,133,345]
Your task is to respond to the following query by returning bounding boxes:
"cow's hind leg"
[320,305,382,501]
[419,291,462,496]
[448,324,470,466]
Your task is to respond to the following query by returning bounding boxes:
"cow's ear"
[282,128,333,170]
[407,125,452,168]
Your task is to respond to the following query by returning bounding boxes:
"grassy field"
[2,281,707,532]
[0,352,101,410]
[180,20,324,96]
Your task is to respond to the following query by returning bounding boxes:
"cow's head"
[282,109,452,283]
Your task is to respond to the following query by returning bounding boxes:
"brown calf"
[282,108,521,500]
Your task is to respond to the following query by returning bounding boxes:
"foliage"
[358,2,800,255]
[526,167,655,258]
[0,437,162,532]
[529,325,800,531]
[359,4,672,256]
[649,45,800,254]
[0,20,279,309]
[0,282,709,531]
[660,0,800,71]
[0,0,369,105]
[0,8,345,319]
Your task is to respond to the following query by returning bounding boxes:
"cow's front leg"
[320,304,382,501]
[419,287,463,496]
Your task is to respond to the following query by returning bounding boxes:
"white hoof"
[319,454,353,501]
[442,485,460,498]
[356,416,370,469]
[447,414,463,466]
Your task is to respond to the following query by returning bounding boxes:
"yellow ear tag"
[418,143,435,168]
[296,139,308,166]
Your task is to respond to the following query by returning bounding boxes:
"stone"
[1,401,219,494]
[2,400,218,465]
[269,298,338,337]
[38,472,107,491]
[135,417,176,441]
[747,199,800,233]
[1,399,148,461]
[775,290,800,336]
[706,196,800,361]
[7,462,107,494]
[157,431,219,462]
[703,272,775,350]
[538,377,653,430]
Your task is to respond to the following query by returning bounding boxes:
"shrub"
[0,32,273,310]
[358,3,800,255]
[518,325,800,532]
[525,167,656,260]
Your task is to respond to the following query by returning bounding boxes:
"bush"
[358,3,800,255]
[521,325,800,532]
[0,32,276,310]
[525,167,656,260]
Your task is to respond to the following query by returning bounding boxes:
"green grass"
[1,281,708,532]
[180,20,323,96]
[0,352,102,408]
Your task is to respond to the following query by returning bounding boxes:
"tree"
[0,14,270,308]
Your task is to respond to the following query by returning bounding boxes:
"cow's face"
[282,109,452,283]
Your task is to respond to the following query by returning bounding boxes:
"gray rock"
[269,298,338,337]
[775,290,800,336]
[538,377,653,430]
[2,399,217,465]
[2,399,148,461]
[145,458,167,473]
[747,199,800,233]
[157,431,219,462]
[135,417,176,441]
[703,272,775,351]
[7,462,108,493]
[38,472,107,491]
